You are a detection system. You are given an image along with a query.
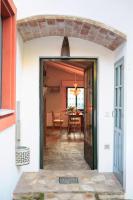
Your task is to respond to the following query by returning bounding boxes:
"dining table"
[67,112,84,132]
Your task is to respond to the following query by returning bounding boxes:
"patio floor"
[13,170,125,200]
[13,129,126,200]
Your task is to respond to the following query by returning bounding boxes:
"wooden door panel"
[84,64,96,169]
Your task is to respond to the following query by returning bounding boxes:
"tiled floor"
[13,170,124,200]
[44,128,90,170]
[13,128,126,200]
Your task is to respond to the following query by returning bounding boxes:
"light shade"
[70,87,81,96]
[61,36,70,56]
[70,73,81,96]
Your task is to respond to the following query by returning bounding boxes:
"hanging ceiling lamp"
[61,36,80,96]
[61,36,70,57]
[70,73,81,96]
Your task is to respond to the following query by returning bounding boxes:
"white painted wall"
[14,0,132,35]
[0,127,21,200]
[0,33,23,200]
[21,36,114,173]
[4,0,133,199]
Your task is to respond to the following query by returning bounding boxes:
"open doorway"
[39,58,97,170]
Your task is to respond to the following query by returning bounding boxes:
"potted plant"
[66,106,76,114]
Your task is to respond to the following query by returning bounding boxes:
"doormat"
[59,177,79,184]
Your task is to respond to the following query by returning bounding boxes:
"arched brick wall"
[17,15,126,50]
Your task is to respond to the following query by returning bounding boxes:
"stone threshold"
[13,192,126,200]
[13,170,126,200]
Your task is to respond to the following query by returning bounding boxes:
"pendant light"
[61,37,80,95]
[70,73,81,96]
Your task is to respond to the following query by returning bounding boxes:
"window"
[0,0,16,132]
[66,87,84,110]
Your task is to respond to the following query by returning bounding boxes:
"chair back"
[52,111,61,121]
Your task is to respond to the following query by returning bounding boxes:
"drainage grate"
[59,177,79,184]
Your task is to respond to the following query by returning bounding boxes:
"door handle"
[112,111,115,117]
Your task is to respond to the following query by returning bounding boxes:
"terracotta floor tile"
[44,129,90,170]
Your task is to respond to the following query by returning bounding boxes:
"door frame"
[39,57,98,169]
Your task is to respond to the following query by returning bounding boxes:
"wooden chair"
[67,115,81,134]
[52,111,64,131]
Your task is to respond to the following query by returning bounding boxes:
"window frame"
[66,87,85,110]
[0,0,16,132]
[0,15,2,108]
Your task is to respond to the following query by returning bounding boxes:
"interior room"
[43,60,95,170]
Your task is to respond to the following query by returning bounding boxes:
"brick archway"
[17,15,126,50]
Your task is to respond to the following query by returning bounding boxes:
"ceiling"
[17,15,126,50]
[44,60,93,76]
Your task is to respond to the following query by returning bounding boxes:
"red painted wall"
[46,66,84,127]
[0,0,16,132]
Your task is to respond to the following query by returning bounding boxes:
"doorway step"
[13,170,125,200]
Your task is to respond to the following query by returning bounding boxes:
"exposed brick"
[81,23,90,35]
[17,15,126,50]
[56,19,64,23]
[74,20,83,26]
[38,18,46,23]
[47,19,56,25]
[28,20,38,27]
[100,28,108,35]
[65,19,73,27]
